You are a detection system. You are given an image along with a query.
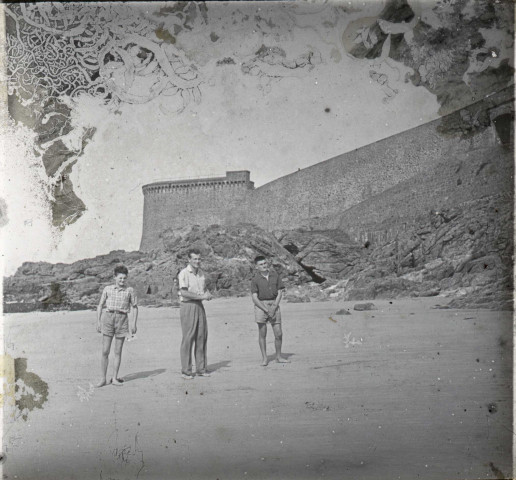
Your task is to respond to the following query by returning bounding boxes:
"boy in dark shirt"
[250,256,290,366]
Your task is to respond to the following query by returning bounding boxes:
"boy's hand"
[96,322,101,333]
[131,325,137,335]
[268,305,278,317]
[203,291,213,301]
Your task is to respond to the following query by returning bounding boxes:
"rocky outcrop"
[330,195,512,310]
[276,229,363,282]
[272,194,513,310]
[354,303,377,311]
[4,195,512,312]
[4,224,310,312]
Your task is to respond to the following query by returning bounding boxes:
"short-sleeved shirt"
[100,285,137,313]
[251,270,285,301]
[178,265,206,302]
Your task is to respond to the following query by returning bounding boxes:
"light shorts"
[254,300,281,325]
[101,311,129,338]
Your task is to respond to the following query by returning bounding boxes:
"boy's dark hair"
[254,255,267,264]
[114,265,129,276]
[188,248,201,258]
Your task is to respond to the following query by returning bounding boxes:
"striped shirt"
[178,265,206,302]
[100,285,137,313]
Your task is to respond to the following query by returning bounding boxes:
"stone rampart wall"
[139,88,514,250]
[326,125,514,243]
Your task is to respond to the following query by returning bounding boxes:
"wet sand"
[2,297,513,480]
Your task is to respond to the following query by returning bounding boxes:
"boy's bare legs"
[272,324,290,363]
[97,334,114,387]
[258,323,268,366]
[112,337,125,385]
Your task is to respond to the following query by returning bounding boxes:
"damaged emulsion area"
[342,0,514,119]
[7,93,96,230]
[11,357,49,421]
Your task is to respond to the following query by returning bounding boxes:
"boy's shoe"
[181,374,194,380]
[197,372,211,377]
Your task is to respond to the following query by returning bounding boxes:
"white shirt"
[178,264,206,302]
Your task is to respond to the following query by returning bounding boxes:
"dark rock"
[41,282,65,305]
[354,302,376,311]
[429,264,455,281]
[83,266,108,276]
[344,285,376,301]
[3,302,44,313]
[71,278,103,297]
[323,194,512,310]
[3,300,92,313]
[335,309,352,315]
[419,288,440,297]
[283,282,332,302]
[433,304,451,310]
[284,293,311,303]
[216,275,233,290]
[67,303,93,311]
[4,192,511,311]
[276,229,362,280]
[4,224,310,311]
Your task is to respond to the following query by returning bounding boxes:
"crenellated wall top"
[142,170,254,194]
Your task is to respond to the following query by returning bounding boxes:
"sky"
[2,1,447,274]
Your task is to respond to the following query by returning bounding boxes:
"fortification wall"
[139,88,513,251]
[140,171,254,250]
[246,114,483,231]
[245,87,513,234]
[334,124,514,243]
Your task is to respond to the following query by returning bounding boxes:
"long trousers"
[180,301,208,375]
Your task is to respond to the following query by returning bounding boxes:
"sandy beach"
[2,297,513,480]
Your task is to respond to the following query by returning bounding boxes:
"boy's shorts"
[101,311,129,338]
[254,301,281,325]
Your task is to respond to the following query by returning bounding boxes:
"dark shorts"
[101,311,129,338]
[254,300,281,325]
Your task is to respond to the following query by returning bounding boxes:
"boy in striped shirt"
[96,265,138,387]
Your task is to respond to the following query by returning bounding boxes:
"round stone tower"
[139,171,254,251]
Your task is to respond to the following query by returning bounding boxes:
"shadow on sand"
[266,352,295,363]
[123,368,166,382]
[207,360,231,372]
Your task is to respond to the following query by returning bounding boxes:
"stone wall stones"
[139,87,513,251]
[140,171,254,250]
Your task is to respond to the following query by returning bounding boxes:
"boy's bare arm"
[274,289,283,308]
[131,306,138,334]
[252,293,270,314]
[96,293,106,332]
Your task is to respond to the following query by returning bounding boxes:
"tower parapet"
[142,170,254,194]
[140,171,254,251]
